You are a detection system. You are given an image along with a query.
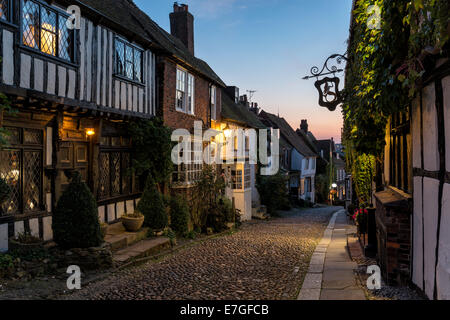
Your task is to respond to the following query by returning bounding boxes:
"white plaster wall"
[116,201,125,219]
[43,216,53,241]
[29,218,39,238]
[412,96,422,169]
[14,221,24,238]
[20,53,31,89]
[443,76,450,172]
[107,204,115,222]
[412,176,424,290]
[0,223,8,252]
[423,177,440,299]
[422,83,439,172]
[98,205,106,223]
[233,190,252,221]
[126,200,135,214]
[2,29,14,85]
[437,183,450,300]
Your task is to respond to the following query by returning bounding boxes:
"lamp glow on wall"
[85,128,95,137]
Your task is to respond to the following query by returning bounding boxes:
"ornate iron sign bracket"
[303,54,348,111]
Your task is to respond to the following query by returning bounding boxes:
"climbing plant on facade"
[343,0,449,156]
[343,0,449,203]
[129,117,173,185]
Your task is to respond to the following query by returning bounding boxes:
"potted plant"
[121,211,145,232]
[353,208,368,234]
[9,232,44,256]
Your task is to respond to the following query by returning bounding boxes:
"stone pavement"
[298,209,366,300]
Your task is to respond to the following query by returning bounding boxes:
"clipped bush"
[137,177,168,230]
[256,173,291,215]
[169,195,190,236]
[52,172,103,249]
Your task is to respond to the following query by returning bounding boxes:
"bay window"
[21,0,75,62]
[115,38,143,82]
[176,67,195,114]
[172,140,202,186]
[229,164,251,190]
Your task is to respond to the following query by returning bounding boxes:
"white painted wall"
[412,76,450,300]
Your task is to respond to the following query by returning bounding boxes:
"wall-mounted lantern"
[303,54,348,111]
[85,128,95,137]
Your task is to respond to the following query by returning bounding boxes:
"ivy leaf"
[397,74,406,82]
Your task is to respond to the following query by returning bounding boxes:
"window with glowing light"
[21,0,74,62]
[0,0,11,22]
[0,127,43,216]
[172,140,202,186]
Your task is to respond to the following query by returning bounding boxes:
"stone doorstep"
[113,237,171,263]
[104,222,149,252]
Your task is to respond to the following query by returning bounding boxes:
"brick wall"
[374,189,412,286]
[157,57,221,131]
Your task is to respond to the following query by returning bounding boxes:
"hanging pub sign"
[303,54,348,111]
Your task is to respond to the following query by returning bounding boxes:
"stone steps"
[104,222,149,252]
[113,237,171,264]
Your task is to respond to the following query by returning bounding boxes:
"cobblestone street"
[64,207,340,300]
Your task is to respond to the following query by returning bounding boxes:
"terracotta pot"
[121,215,144,232]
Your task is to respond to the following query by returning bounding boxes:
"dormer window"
[0,0,11,22]
[21,0,75,62]
[115,38,143,83]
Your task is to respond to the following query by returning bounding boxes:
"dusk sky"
[134,0,353,142]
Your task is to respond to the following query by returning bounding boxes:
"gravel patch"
[62,207,339,300]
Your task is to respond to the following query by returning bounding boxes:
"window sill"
[19,45,78,68]
[175,108,195,117]
[0,19,18,30]
[374,187,412,210]
[113,74,145,87]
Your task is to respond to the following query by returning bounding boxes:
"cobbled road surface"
[65,206,340,300]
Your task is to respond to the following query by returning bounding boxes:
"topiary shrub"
[256,172,290,216]
[169,195,189,236]
[137,177,168,231]
[52,172,103,249]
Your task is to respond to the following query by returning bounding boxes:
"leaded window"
[0,0,11,22]
[115,38,143,82]
[98,137,135,200]
[0,127,43,216]
[389,111,412,193]
[21,0,75,62]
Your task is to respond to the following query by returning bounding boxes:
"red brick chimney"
[300,119,309,134]
[170,2,194,55]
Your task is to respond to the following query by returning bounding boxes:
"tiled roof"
[221,94,266,129]
[258,111,317,157]
[78,0,225,87]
